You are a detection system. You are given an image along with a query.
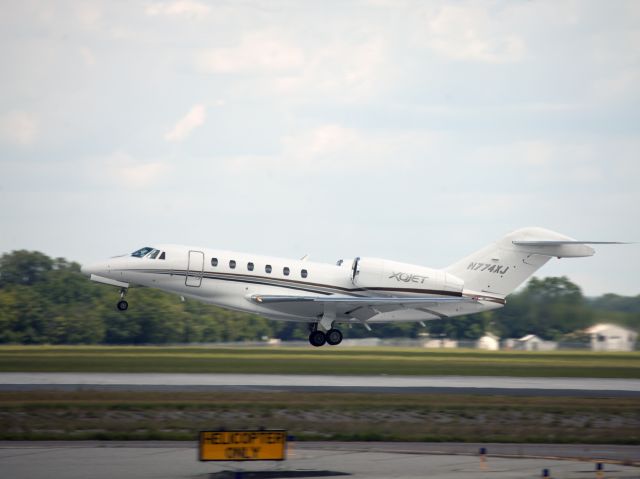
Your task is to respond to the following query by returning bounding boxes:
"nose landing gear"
[116,288,128,311]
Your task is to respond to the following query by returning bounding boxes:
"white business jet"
[81,227,622,347]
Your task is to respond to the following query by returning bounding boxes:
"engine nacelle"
[352,257,464,295]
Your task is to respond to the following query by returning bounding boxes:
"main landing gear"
[116,288,128,311]
[308,324,343,347]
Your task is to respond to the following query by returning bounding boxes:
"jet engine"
[351,257,464,295]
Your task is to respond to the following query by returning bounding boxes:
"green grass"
[0,345,639,377]
[1,390,638,443]
[2,346,638,444]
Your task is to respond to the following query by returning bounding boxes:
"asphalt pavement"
[0,441,638,479]
[1,373,639,396]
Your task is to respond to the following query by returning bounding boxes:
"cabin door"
[185,250,204,287]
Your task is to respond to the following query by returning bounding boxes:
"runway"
[1,373,640,396]
[0,441,638,479]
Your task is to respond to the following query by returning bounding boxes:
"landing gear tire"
[326,328,343,346]
[309,330,326,347]
[117,300,129,311]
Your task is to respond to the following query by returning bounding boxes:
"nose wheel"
[116,288,129,311]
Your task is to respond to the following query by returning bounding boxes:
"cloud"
[79,46,96,66]
[1,0,638,296]
[145,0,210,17]
[164,104,206,142]
[220,124,381,173]
[592,66,640,103]
[74,3,103,29]
[222,124,442,174]
[196,31,389,102]
[196,31,305,74]
[423,3,525,63]
[104,151,171,189]
[0,111,38,146]
[120,162,171,188]
[282,125,379,167]
[273,38,388,100]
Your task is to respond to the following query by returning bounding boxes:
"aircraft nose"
[80,263,94,276]
[81,261,106,277]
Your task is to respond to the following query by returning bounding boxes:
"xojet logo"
[388,272,429,284]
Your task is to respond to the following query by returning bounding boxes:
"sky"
[0,0,639,296]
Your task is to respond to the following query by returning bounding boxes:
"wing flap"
[249,294,476,322]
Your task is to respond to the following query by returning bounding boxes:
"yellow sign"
[199,430,287,461]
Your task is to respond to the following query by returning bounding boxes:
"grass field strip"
[0,347,638,377]
[1,391,638,443]
[2,346,639,444]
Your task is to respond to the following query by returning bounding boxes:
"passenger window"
[265,264,272,273]
[159,252,166,260]
[283,267,290,276]
[229,260,236,269]
[301,269,308,278]
[211,258,218,267]
[247,262,254,271]
[149,249,160,259]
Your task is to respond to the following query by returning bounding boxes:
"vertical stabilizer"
[445,227,594,298]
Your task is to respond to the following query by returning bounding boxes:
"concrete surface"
[0,442,638,479]
[1,373,640,396]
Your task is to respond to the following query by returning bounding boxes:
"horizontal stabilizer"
[512,240,632,258]
[513,240,630,245]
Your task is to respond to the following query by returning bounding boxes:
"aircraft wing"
[252,295,470,305]
[249,294,476,321]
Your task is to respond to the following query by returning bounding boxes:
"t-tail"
[445,227,625,299]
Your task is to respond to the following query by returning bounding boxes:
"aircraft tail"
[445,227,604,298]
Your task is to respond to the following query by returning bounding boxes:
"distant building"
[341,338,382,347]
[476,332,500,351]
[586,323,637,352]
[504,334,558,351]
[422,338,458,349]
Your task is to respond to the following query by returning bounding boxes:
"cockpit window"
[131,247,154,258]
[149,249,160,259]
[159,252,166,260]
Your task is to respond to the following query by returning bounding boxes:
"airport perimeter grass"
[0,345,639,377]
[1,390,638,444]
[2,347,639,444]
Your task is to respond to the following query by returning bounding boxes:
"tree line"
[0,250,638,345]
